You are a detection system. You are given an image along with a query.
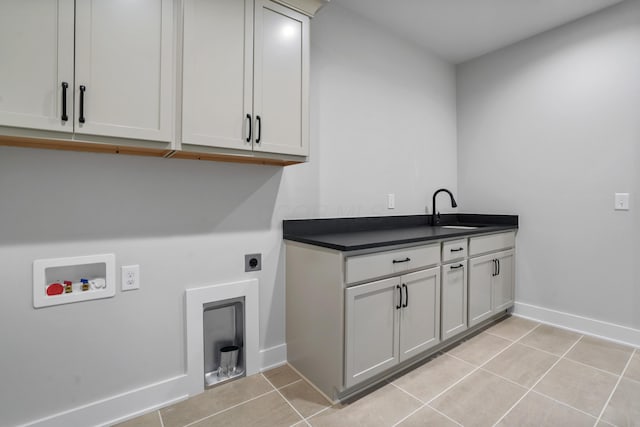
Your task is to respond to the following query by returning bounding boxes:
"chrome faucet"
[431,188,457,226]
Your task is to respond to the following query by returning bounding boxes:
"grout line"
[182,389,277,427]
[262,373,310,426]
[595,348,637,425]
[517,341,576,358]
[278,378,304,390]
[427,404,464,427]
[491,334,585,426]
[528,390,599,421]
[388,381,428,405]
[390,403,426,427]
[304,404,332,421]
[157,409,164,427]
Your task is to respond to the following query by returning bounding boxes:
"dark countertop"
[283,214,518,251]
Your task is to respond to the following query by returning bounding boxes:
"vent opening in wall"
[203,297,246,388]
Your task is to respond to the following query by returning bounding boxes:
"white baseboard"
[260,343,287,371]
[514,302,640,348]
[18,339,288,427]
[20,375,188,427]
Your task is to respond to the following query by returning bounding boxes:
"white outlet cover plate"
[615,193,630,211]
[121,265,140,291]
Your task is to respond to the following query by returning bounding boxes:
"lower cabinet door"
[344,276,400,388]
[441,261,468,341]
[468,253,494,327]
[493,249,515,312]
[399,267,440,362]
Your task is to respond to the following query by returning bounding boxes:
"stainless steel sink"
[440,225,481,230]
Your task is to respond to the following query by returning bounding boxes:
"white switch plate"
[387,194,395,209]
[121,265,140,291]
[615,193,630,211]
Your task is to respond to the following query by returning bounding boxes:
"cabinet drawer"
[442,239,467,262]
[345,244,439,284]
[469,231,515,256]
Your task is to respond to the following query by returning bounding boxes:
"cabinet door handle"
[246,114,252,142]
[392,257,411,264]
[497,259,500,276]
[78,85,86,123]
[61,82,69,121]
[450,264,464,270]
[450,247,464,252]
[255,115,261,144]
[402,283,408,308]
[396,285,402,310]
[492,259,496,276]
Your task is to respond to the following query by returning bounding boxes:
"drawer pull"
[392,257,411,264]
[450,247,464,252]
[450,264,464,270]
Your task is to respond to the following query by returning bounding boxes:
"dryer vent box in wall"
[33,254,116,308]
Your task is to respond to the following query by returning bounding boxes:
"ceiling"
[331,0,625,63]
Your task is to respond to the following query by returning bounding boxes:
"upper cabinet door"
[0,0,74,133]
[74,0,173,142]
[182,0,253,150]
[253,0,309,156]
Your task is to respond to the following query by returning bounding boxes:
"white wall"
[0,3,457,426]
[457,1,640,333]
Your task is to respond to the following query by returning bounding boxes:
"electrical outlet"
[387,194,395,209]
[121,265,140,291]
[614,193,630,211]
[245,254,262,272]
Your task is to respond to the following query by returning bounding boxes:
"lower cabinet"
[468,249,515,327]
[441,260,468,341]
[344,267,440,388]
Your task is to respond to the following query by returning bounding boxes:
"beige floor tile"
[495,391,596,426]
[397,406,459,427]
[623,351,640,382]
[601,378,640,427]
[160,374,273,427]
[483,343,559,388]
[565,336,634,375]
[446,332,511,366]
[486,316,539,341]
[263,364,302,389]
[533,359,617,416]
[308,384,421,427]
[279,380,331,418]
[391,353,475,402]
[519,324,581,355]
[430,369,527,427]
[191,391,302,427]
[113,411,162,427]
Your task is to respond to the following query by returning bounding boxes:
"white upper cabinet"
[0,0,74,133]
[74,0,174,141]
[182,0,253,150]
[0,0,173,143]
[181,0,309,157]
[253,0,309,156]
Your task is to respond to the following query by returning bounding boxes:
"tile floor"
[115,316,640,427]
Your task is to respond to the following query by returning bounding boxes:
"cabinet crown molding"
[273,0,328,17]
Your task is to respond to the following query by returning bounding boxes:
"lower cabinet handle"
[255,115,261,144]
[396,285,402,310]
[392,257,411,264]
[61,82,68,121]
[450,264,464,270]
[497,259,501,276]
[492,259,496,276]
[402,283,408,308]
[79,85,86,124]
[246,114,252,142]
